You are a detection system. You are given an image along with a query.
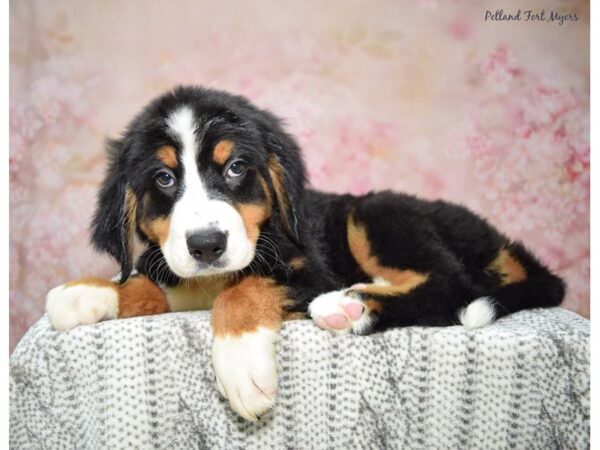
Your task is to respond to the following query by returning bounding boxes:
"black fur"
[91,138,135,282]
[91,85,565,333]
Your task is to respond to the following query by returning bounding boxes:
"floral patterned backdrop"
[9,0,589,351]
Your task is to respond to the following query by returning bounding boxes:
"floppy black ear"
[90,138,137,282]
[262,120,307,247]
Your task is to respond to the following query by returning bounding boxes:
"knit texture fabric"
[10,308,589,449]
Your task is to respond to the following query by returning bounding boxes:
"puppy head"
[91,86,306,281]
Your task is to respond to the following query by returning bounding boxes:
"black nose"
[186,230,227,264]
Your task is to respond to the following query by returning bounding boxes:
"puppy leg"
[310,205,484,334]
[310,273,478,334]
[211,276,288,421]
[46,275,169,332]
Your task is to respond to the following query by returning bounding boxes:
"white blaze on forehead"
[166,107,209,205]
[161,106,255,278]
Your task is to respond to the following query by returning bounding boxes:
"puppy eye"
[226,161,246,178]
[155,171,176,188]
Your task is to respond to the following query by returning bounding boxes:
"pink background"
[9,0,589,351]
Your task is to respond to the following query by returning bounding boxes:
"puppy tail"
[459,242,565,330]
[459,297,496,329]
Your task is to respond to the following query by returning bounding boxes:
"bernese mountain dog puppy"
[46,86,565,421]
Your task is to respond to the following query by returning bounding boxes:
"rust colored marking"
[124,187,138,259]
[156,145,178,168]
[288,256,306,269]
[347,214,429,293]
[139,216,171,244]
[268,156,293,237]
[236,204,270,245]
[487,248,527,285]
[365,299,382,314]
[350,277,429,297]
[118,275,170,318]
[139,198,171,246]
[211,276,290,337]
[213,140,234,165]
[257,173,273,206]
[233,174,273,245]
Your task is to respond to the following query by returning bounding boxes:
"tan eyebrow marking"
[156,145,178,168]
[213,140,235,165]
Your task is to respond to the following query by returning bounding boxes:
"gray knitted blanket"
[10,308,589,449]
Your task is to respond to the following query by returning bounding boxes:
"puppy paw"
[212,328,278,421]
[308,288,373,335]
[46,280,119,332]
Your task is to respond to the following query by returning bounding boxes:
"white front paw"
[212,328,278,421]
[46,283,119,332]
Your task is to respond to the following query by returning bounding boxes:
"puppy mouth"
[191,258,229,275]
[168,257,227,278]
[162,242,255,279]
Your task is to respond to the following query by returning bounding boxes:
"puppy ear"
[90,138,137,282]
[264,125,307,247]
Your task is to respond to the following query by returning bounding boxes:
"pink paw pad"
[343,303,364,320]
[323,314,349,330]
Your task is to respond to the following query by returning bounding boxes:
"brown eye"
[226,161,246,178]
[155,171,176,188]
